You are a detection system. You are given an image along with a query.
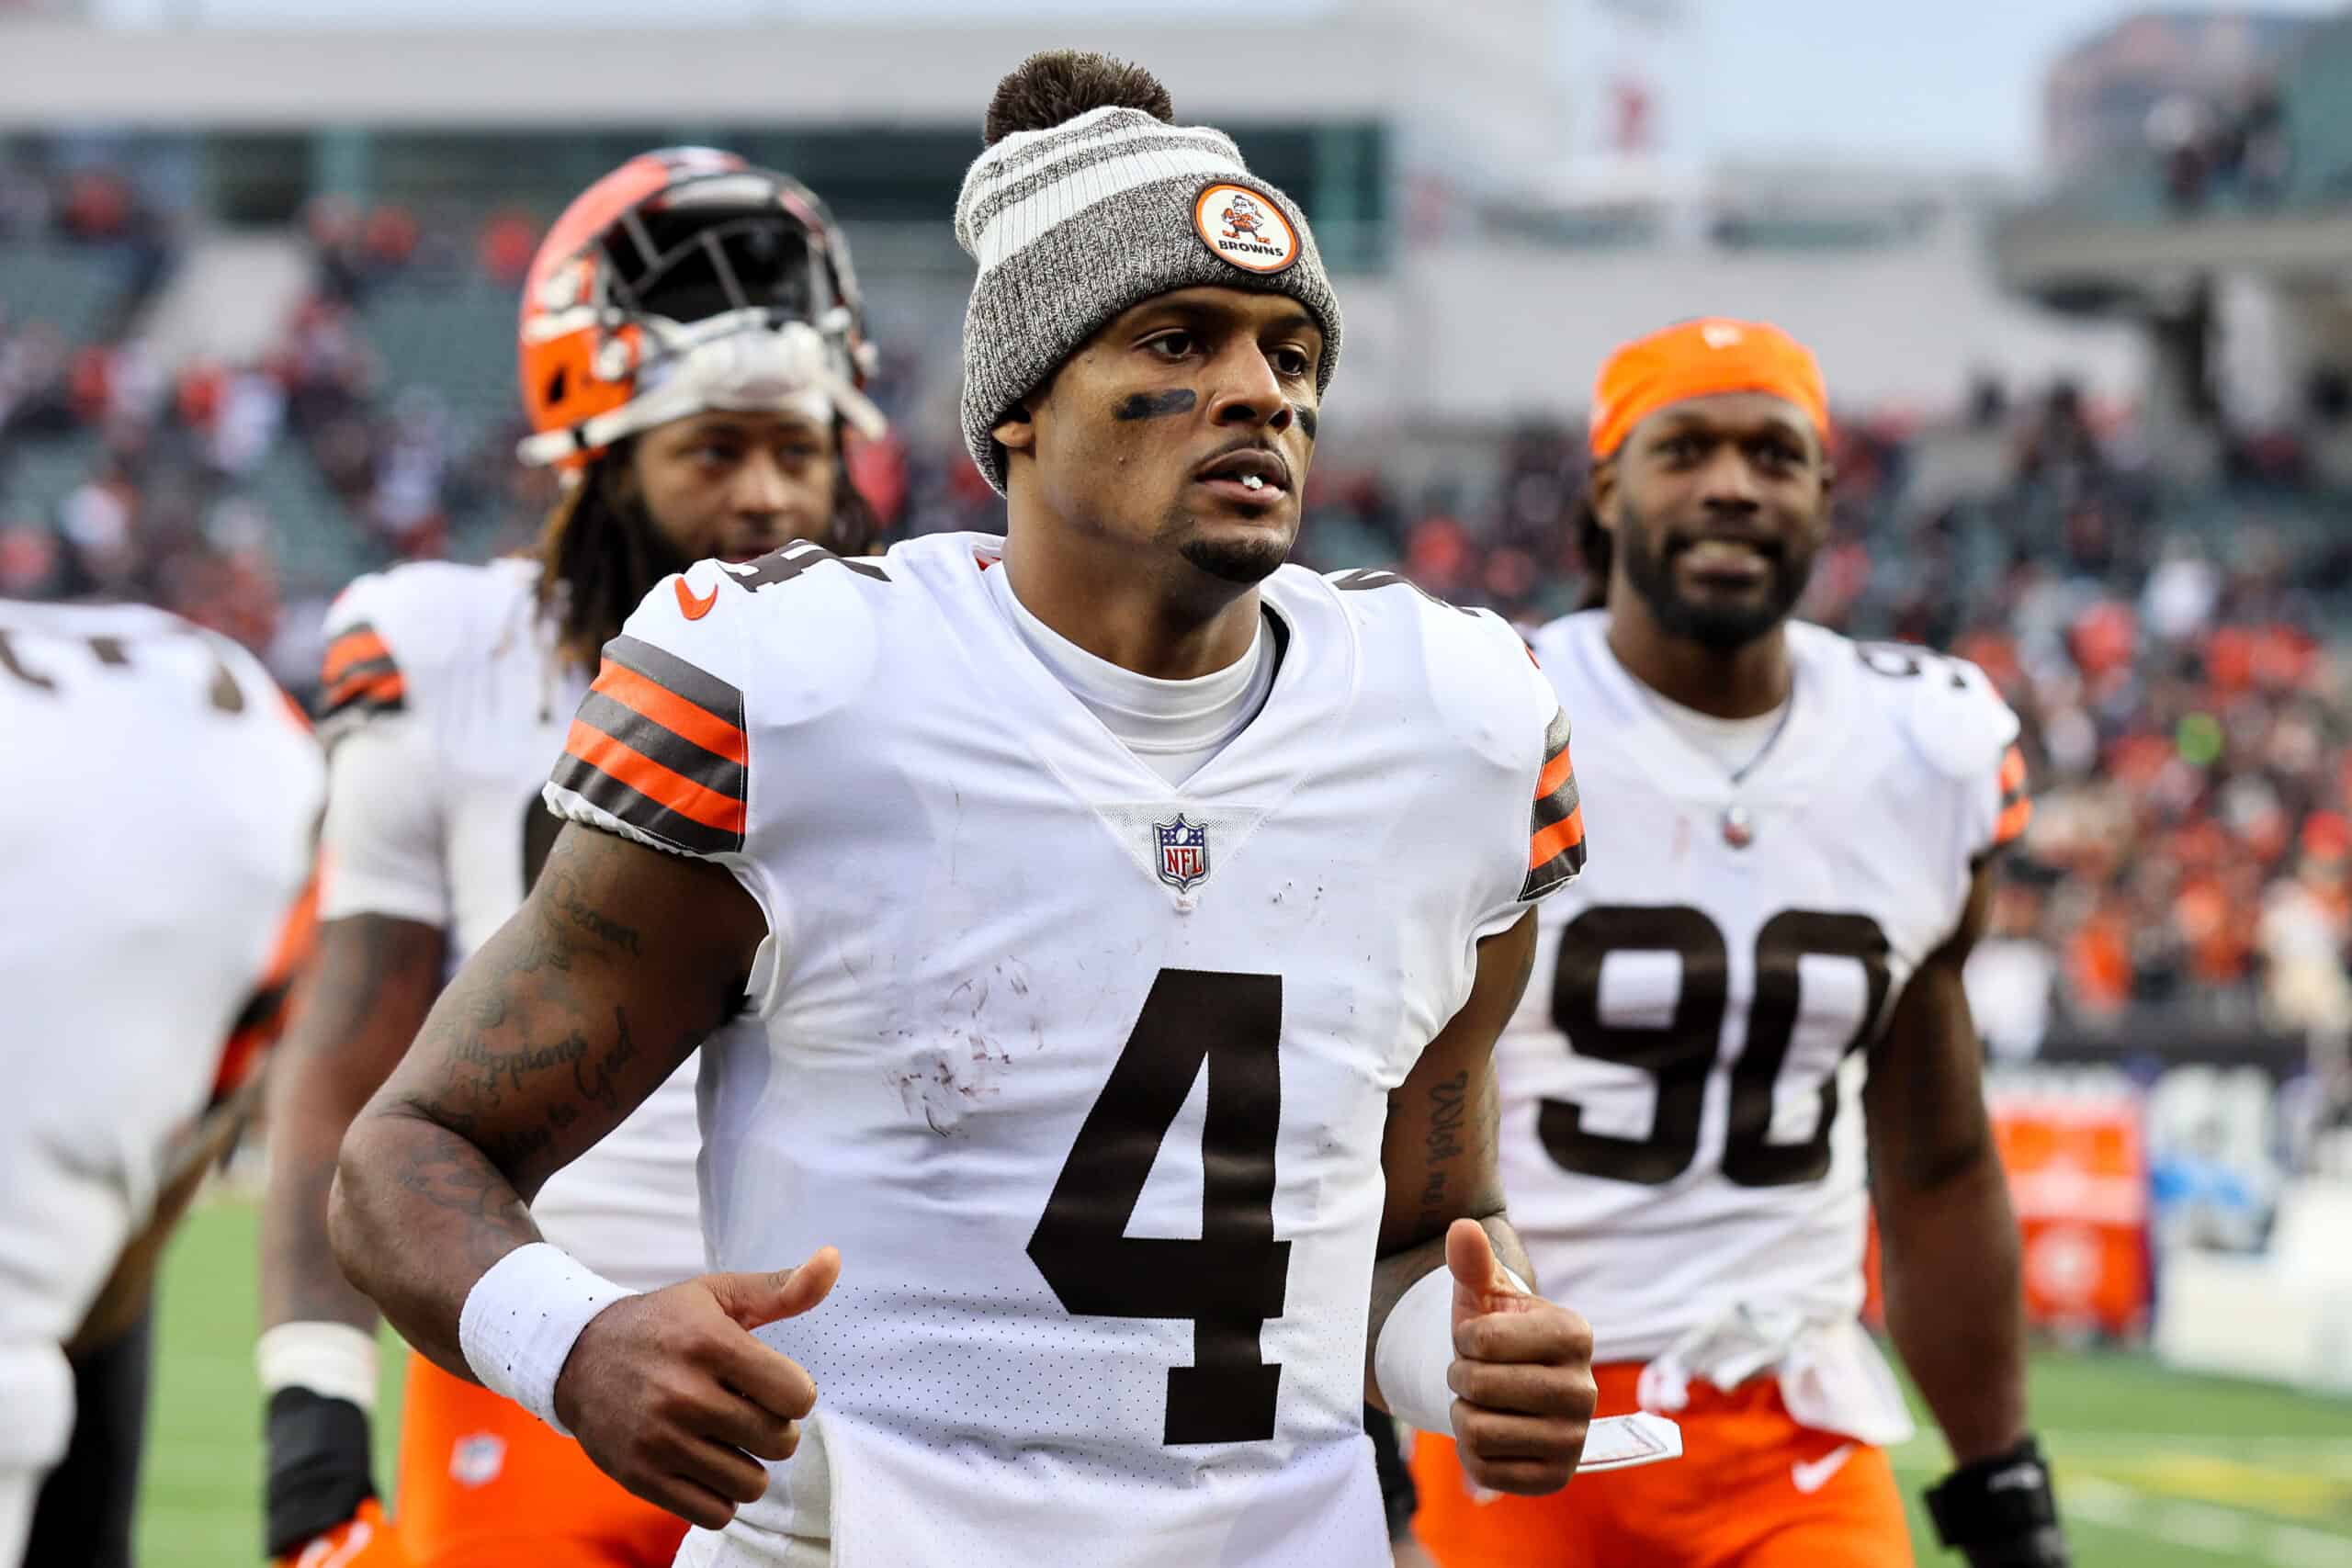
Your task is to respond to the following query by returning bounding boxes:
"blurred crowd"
[2145,73,2292,212]
[0,160,174,294]
[0,170,560,664]
[4,169,2348,1052]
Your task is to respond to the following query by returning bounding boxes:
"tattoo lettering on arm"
[434,1005,643,1132]
[576,1008,640,1110]
[448,1032,589,1109]
[405,915,672,1200]
[380,1102,543,1277]
[331,824,767,1375]
[548,866,643,955]
[1366,912,1544,1404]
[1406,925,1527,1235]
[1415,1071,1472,1235]
[1366,1058,1532,1410]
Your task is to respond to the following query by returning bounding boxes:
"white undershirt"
[985,562,1276,788]
[1645,688,1791,778]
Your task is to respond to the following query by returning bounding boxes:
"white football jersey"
[316,558,705,1292]
[545,535,1578,1568]
[0,601,322,1559]
[1498,611,2027,1366]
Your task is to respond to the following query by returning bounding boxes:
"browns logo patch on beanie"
[955,50,1343,494]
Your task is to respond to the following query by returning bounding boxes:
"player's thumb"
[707,1247,842,1331]
[1446,1218,1520,1326]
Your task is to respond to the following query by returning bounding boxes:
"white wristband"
[458,1243,635,1436]
[1374,1263,1531,1436]
[256,1322,379,1411]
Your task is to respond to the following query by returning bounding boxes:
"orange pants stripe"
[395,1352,687,1568]
[1409,1362,1910,1568]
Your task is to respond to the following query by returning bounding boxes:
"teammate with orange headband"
[1410,319,2071,1567]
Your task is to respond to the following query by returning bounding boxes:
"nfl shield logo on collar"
[1154,814,1211,892]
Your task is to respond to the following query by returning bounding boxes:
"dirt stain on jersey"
[890,1034,1011,1136]
[887,962,1046,1134]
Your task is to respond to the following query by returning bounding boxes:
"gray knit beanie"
[956,52,1343,494]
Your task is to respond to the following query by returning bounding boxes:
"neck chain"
[1623,664,1798,849]
[1724,675,1799,785]
[1625,667,1798,784]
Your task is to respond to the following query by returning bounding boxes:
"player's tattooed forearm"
[437,1010,643,1122]
[1424,1071,1470,1161]
[570,1007,641,1113]
[435,1099,555,1175]
[448,1029,594,1107]
[511,903,578,975]
[546,867,642,955]
[482,1118,555,1176]
[1416,1070,1472,1232]
[383,1114,538,1268]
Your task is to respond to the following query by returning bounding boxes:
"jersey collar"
[1570,610,1853,806]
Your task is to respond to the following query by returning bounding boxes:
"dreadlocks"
[532,427,879,671]
[1573,488,1612,611]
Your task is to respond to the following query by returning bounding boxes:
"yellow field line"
[2063,1474,2349,1565]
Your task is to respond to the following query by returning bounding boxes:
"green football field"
[138,1199,2351,1566]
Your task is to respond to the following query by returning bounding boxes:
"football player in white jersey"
[1408,318,2070,1568]
[257,149,888,1568]
[0,601,322,1568]
[329,53,1636,1568]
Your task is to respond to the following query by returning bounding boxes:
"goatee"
[1614,501,1811,650]
[1180,533,1288,585]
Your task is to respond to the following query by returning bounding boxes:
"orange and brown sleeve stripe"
[212,873,321,1107]
[315,622,406,730]
[1521,707,1586,900]
[1991,742,2032,849]
[550,635,748,857]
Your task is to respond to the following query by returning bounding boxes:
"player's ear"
[991,404,1036,454]
[1587,457,1621,533]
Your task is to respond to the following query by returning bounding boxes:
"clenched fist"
[554,1247,840,1531]
[1443,1220,1597,1495]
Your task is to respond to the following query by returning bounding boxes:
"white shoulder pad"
[1323,567,1550,773]
[1323,569,1575,922]
[545,545,884,863]
[665,542,886,731]
[318,559,531,733]
[1436,606,1556,777]
[1869,642,2021,784]
[322,558,526,659]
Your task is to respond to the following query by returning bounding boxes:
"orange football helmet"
[515,146,882,477]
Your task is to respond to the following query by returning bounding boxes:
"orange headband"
[1589,317,1828,459]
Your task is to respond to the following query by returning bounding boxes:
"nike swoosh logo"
[1792,1442,1859,1495]
[296,1520,372,1568]
[675,577,719,621]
